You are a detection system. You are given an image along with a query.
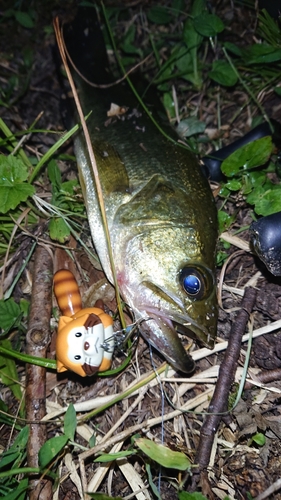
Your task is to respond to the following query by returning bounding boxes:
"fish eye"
[179,267,205,299]
[75,332,82,337]
[74,355,81,360]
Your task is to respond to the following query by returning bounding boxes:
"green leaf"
[182,19,203,87]
[12,425,29,449]
[87,493,122,500]
[219,184,230,198]
[49,217,70,243]
[48,159,61,192]
[183,18,203,51]
[145,462,162,500]
[64,404,76,441]
[178,492,208,500]
[193,13,224,37]
[0,339,22,402]
[0,153,30,181]
[60,179,79,195]
[94,450,134,462]
[0,426,29,470]
[241,170,267,196]
[245,179,272,205]
[223,42,243,57]
[254,187,281,216]
[0,156,35,213]
[19,298,30,318]
[1,478,29,500]
[171,0,185,15]
[0,183,35,213]
[14,11,34,28]
[224,179,241,191]
[252,432,266,446]
[218,210,236,232]
[147,6,172,24]
[89,432,96,448]
[39,434,69,469]
[0,398,21,427]
[209,60,238,86]
[163,92,176,119]
[177,117,205,138]
[135,438,191,470]
[242,44,281,64]
[216,250,229,266]
[191,0,206,17]
[221,136,272,177]
[174,45,193,75]
[120,25,142,56]
[0,450,21,470]
[0,298,22,333]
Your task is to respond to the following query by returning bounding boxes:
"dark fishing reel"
[201,120,281,183]
[200,119,281,276]
[250,212,281,276]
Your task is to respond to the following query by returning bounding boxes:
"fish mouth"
[123,279,217,373]
[137,306,205,374]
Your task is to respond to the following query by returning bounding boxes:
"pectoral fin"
[115,174,191,225]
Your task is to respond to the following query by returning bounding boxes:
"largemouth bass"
[62,6,218,373]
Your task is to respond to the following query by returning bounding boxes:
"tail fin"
[62,5,113,85]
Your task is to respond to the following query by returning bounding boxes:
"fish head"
[115,223,217,373]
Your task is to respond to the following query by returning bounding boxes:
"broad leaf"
[49,217,70,243]
[64,404,76,441]
[94,451,133,462]
[0,339,22,402]
[0,156,35,213]
[39,434,69,469]
[135,438,191,470]
[209,59,237,86]
[254,188,281,216]
[0,298,21,333]
[193,13,224,37]
[147,6,172,24]
[221,136,272,177]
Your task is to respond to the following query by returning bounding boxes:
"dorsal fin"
[92,139,129,195]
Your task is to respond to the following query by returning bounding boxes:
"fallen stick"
[190,286,257,493]
[26,243,53,500]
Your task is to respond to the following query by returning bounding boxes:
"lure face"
[62,8,218,373]
[54,270,114,377]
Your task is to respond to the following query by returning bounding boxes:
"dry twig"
[26,242,53,500]
[190,286,257,493]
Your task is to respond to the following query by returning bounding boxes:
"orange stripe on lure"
[53,270,115,377]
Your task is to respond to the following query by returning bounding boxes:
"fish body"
[63,7,218,373]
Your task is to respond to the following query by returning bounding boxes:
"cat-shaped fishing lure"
[53,269,114,377]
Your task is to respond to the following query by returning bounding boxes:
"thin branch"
[190,287,257,491]
[26,242,53,500]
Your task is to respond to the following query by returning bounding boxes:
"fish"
[62,5,218,373]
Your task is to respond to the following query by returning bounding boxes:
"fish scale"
[63,6,218,373]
